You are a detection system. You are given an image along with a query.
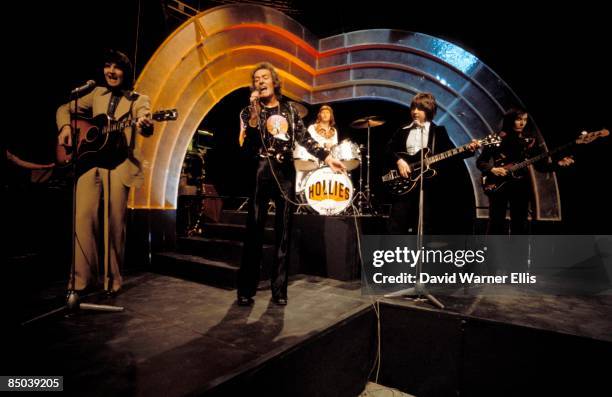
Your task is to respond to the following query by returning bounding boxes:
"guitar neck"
[508,141,574,172]
[416,142,473,168]
[103,119,135,134]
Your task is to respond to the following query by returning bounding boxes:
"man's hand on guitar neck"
[397,158,411,178]
[491,167,508,177]
[467,139,481,152]
[557,156,575,167]
[136,116,154,136]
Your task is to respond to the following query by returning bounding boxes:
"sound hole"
[86,126,99,142]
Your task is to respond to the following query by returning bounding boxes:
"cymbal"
[350,116,385,129]
[288,101,308,118]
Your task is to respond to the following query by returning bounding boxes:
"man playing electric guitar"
[477,108,576,234]
[385,93,480,234]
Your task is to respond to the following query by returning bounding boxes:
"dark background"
[4,0,610,242]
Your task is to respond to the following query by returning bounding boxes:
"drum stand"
[352,147,368,215]
[353,125,375,215]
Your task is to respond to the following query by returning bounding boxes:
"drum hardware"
[237,197,249,211]
[268,200,276,213]
[349,116,385,215]
[330,139,361,171]
[181,135,217,235]
[287,101,309,119]
[185,184,223,236]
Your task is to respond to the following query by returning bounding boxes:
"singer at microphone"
[55,49,154,295]
[69,80,96,99]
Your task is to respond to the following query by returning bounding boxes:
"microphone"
[70,80,96,99]
[250,89,261,104]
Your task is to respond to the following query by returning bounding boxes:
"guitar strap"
[127,99,136,152]
[107,93,121,118]
[430,125,437,154]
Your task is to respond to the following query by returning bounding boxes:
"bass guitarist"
[477,108,574,234]
[385,92,479,234]
[56,49,154,294]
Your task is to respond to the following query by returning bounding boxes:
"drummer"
[295,104,339,192]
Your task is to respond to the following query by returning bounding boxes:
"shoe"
[273,297,287,306]
[237,296,254,306]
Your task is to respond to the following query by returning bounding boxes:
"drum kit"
[294,115,385,216]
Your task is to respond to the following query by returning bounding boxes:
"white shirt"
[404,121,430,155]
[308,124,338,147]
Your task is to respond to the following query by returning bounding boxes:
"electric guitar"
[481,129,609,195]
[56,109,178,175]
[382,134,501,196]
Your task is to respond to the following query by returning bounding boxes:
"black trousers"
[388,186,434,234]
[238,158,294,299]
[487,178,531,234]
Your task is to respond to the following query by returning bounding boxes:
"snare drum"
[299,167,354,215]
[331,139,360,171]
[293,144,319,171]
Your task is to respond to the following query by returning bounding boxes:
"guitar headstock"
[152,109,179,122]
[479,134,502,147]
[576,129,609,144]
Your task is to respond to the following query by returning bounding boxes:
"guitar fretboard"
[102,119,135,134]
[409,142,473,169]
[507,142,574,172]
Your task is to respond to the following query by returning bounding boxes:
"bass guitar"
[481,129,608,195]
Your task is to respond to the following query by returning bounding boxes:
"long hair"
[251,62,282,97]
[315,105,336,128]
[501,107,529,134]
[410,92,437,121]
[103,49,133,91]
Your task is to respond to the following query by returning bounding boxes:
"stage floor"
[8,271,612,396]
[11,273,371,396]
[380,286,612,343]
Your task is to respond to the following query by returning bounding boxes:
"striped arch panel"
[132,4,560,220]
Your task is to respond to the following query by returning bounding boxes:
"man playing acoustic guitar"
[56,49,154,294]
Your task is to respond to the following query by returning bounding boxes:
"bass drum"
[299,167,353,215]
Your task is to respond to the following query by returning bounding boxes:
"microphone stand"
[384,123,444,309]
[22,85,123,326]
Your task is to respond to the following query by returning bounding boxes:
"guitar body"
[56,114,128,176]
[55,109,178,177]
[481,163,527,195]
[382,150,437,196]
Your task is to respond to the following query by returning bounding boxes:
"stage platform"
[8,270,612,396]
[9,273,376,397]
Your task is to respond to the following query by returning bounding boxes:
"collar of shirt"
[405,121,431,155]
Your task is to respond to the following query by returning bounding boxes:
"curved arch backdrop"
[132,4,560,221]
